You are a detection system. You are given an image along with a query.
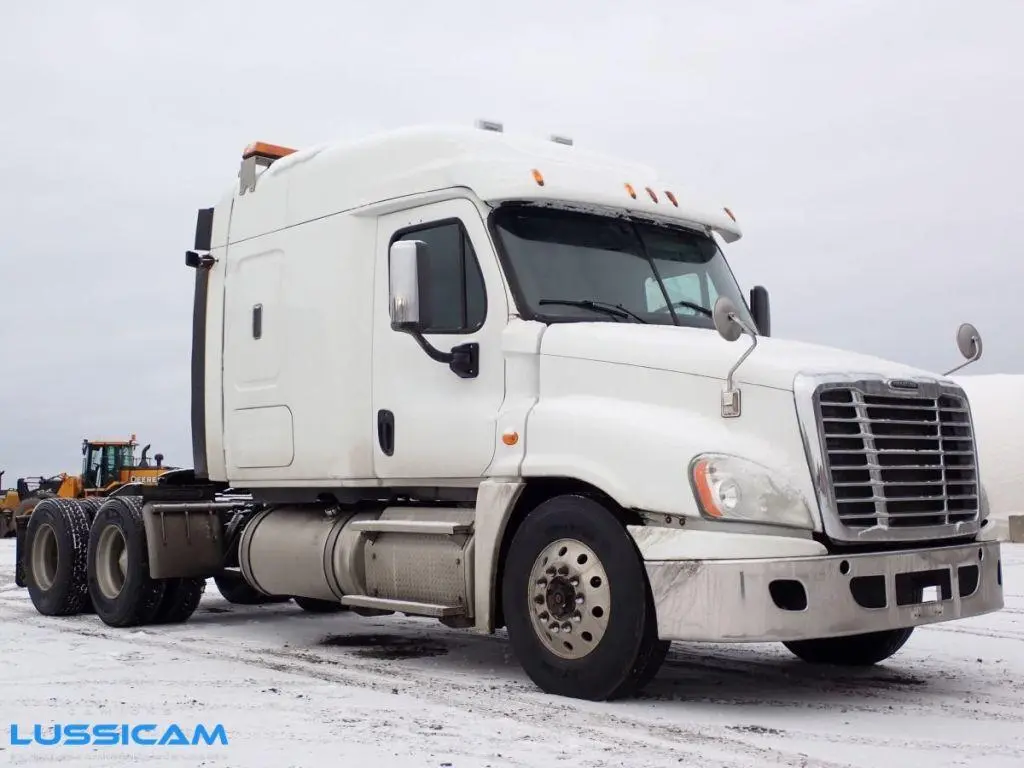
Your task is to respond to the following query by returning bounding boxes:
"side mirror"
[388,240,433,332]
[749,285,770,337]
[943,322,984,376]
[387,239,479,379]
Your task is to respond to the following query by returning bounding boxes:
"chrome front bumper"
[645,540,1003,643]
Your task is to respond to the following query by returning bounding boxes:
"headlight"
[689,453,815,529]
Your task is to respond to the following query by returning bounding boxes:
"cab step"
[340,595,466,618]
[348,519,472,536]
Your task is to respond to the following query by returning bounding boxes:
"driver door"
[371,198,508,480]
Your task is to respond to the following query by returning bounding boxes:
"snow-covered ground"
[1,538,1022,768]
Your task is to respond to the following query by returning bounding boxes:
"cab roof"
[218,123,743,247]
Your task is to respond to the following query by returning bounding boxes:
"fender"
[520,358,818,525]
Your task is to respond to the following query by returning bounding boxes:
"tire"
[782,627,915,666]
[501,494,666,701]
[67,500,102,614]
[23,498,92,616]
[87,496,167,628]
[294,596,345,613]
[0,510,14,538]
[77,497,104,524]
[15,495,44,517]
[213,570,290,605]
[152,577,207,624]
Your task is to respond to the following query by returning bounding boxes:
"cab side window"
[394,220,487,334]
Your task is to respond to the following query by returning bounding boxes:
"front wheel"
[501,494,668,701]
[783,627,915,666]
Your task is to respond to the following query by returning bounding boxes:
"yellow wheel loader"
[0,472,62,538]
[4,436,173,536]
[62,436,172,498]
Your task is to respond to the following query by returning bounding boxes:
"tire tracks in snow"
[4,602,848,768]
[7,597,1020,766]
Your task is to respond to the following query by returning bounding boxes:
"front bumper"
[645,540,1003,642]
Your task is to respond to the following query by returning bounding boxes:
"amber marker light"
[692,459,723,518]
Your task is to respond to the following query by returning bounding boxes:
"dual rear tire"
[23,496,206,626]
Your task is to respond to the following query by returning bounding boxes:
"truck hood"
[540,323,944,391]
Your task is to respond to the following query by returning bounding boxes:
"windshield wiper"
[539,298,648,323]
[667,299,713,317]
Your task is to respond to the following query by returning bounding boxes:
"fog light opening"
[958,565,980,598]
[850,575,887,609]
[769,579,807,612]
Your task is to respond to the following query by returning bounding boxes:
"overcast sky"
[1,1,1021,483]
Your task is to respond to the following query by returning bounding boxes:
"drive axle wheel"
[87,496,166,628]
[213,570,291,605]
[77,497,104,524]
[294,596,345,613]
[152,577,207,624]
[23,498,91,615]
[502,494,668,701]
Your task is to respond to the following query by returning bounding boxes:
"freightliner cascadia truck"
[16,121,1004,701]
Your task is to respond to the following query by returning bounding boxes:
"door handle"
[377,410,395,456]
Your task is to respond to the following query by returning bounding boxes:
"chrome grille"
[814,382,979,531]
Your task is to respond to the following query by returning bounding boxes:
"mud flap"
[14,514,29,588]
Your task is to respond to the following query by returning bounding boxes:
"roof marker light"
[723,207,736,222]
[664,190,679,207]
[242,141,297,161]
[645,187,658,203]
[624,183,637,199]
[532,169,545,186]
[476,119,504,132]
[550,134,574,146]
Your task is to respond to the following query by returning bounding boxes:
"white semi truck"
[16,121,1004,701]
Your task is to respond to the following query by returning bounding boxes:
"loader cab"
[81,440,136,490]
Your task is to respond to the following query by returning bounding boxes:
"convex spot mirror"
[712,296,745,342]
[388,240,433,332]
[956,322,983,362]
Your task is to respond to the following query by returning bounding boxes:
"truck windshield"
[490,204,756,330]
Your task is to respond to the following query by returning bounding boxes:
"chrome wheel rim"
[528,538,610,660]
[96,524,128,599]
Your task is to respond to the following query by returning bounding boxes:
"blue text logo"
[9,723,229,747]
